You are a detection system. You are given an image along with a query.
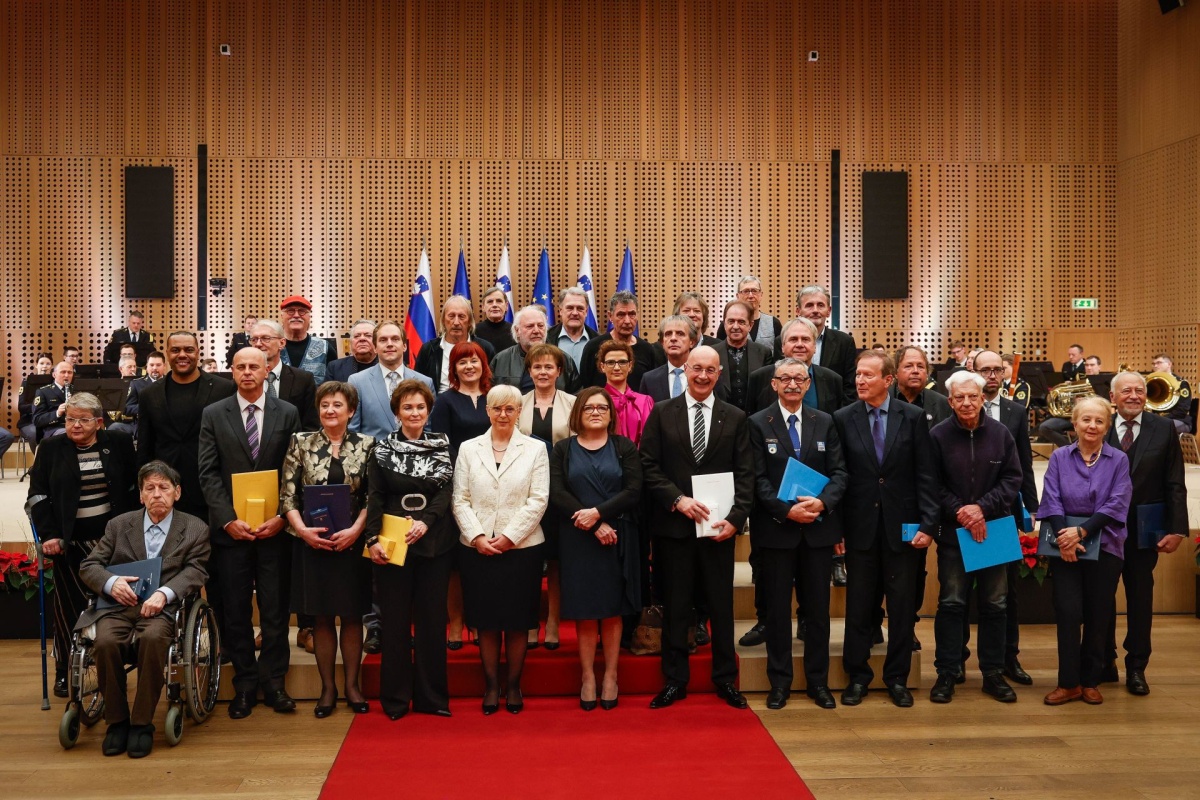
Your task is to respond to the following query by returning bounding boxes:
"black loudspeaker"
[861,171,909,299]
[1158,0,1183,13]
[124,166,175,298]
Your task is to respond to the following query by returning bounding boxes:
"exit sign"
[1071,298,1099,310]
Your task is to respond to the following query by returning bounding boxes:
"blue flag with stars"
[452,247,471,300]
[612,244,638,335]
[533,247,555,326]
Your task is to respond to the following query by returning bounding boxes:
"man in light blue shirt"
[547,287,598,370]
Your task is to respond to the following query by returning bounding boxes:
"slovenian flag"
[533,247,555,326]
[577,244,598,331]
[612,243,638,335]
[404,246,437,369]
[452,246,471,300]
[495,243,514,323]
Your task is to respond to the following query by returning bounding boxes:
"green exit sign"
[1071,298,1099,310]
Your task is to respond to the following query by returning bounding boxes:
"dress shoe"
[1080,687,1103,705]
[53,676,69,698]
[929,674,956,704]
[715,683,748,709]
[887,683,914,708]
[428,708,452,717]
[346,698,370,714]
[363,631,381,655]
[954,665,966,684]
[580,696,597,711]
[841,682,868,706]
[228,691,256,719]
[1043,686,1082,706]
[1100,659,1119,683]
[126,724,155,759]
[506,690,524,714]
[649,684,687,709]
[807,686,836,709]
[254,632,262,650]
[1126,670,1150,696]
[265,689,296,713]
[446,639,463,651]
[982,673,1017,703]
[912,635,922,652]
[795,619,806,641]
[482,700,499,716]
[599,696,619,711]
[102,720,130,756]
[694,618,711,647]
[386,709,409,721]
[1003,658,1033,686]
[296,627,315,654]
[314,690,338,719]
[831,559,848,587]
[738,623,767,647]
[766,687,789,710]
[872,627,885,646]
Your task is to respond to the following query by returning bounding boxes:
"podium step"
[733,561,848,619]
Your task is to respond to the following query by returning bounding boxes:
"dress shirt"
[813,327,826,366]
[236,390,266,436]
[1116,412,1143,446]
[439,338,456,393]
[103,511,177,603]
[555,328,591,370]
[377,361,403,392]
[984,395,1001,421]
[683,390,715,452]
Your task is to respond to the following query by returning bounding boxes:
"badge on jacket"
[817,441,825,452]
[767,442,778,455]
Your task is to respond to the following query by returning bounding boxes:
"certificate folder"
[1037,515,1100,561]
[232,470,279,528]
[955,516,1022,572]
[1135,502,1167,549]
[303,484,353,533]
[776,458,830,503]
[96,557,162,609]
[691,472,735,538]
[363,514,411,567]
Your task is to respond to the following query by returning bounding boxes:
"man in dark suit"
[325,319,378,384]
[834,351,940,707]
[713,300,772,412]
[548,287,599,371]
[892,346,952,428]
[77,460,210,758]
[198,347,301,719]
[103,311,156,366]
[1105,371,1189,695]
[414,295,496,394]
[251,320,320,430]
[109,351,167,437]
[748,318,843,416]
[784,285,856,403]
[749,358,848,710]
[579,291,661,390]
[32,360,74,440]
[225,315,257,368]
[1061,344,1086,382]
[641,346,755,710]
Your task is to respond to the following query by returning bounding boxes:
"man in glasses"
[713,300,772,412]
[252,320,320,431]
[279,295,336,384]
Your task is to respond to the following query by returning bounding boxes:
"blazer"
[225,332,252,368]
[275,363,320,431]
[348,365,435,440]
[27,429,140,545]
[122,375,158,419]
[890,385,952,429]
[639,394,755,540]
[639,362,729,405]
[548,435,643,525]
[413,336,495,392]
[279,429,375,532]
[832,398,941,552]
[547,323,600,348]
[714,340,773,401]
[1061,360,1086,382]
[324,355,377,385]
[1106,411,1189,535]
[103,328,156,365]
[747,362,843,416]
[32,383,71,438]
[816,327,858,403]
[452,428,549,549]
[365,432,456,560]
[749,404,848,549]
[136,373,238,520]
[77,509,211,630]
[994,396,1039,518]
[519,390,577,449]
[197,392,302,544]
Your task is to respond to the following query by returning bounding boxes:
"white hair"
[945,370,985,394]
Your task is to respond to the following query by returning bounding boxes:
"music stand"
[931,367,965,396]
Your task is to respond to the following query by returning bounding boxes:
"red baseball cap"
[280,295,312,310]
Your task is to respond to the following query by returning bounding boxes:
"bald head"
[232,347,268,400]
[685,345,722,401]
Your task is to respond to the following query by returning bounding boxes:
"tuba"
[1145,371,1183,412]
[1046,377,1096,418]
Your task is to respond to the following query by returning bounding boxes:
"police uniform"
[32,383,71,440]
[1162,375,1193,434]
[1002,380,1031,408]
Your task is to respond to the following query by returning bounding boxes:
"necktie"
[871,406,886,465]
[386,371,400,398]
[131,332,137,344]
[787,414,801,458]
[245,404,260,461]
[266,371,278,398]
[671,368,684,399]
[146,524,165,559]
[1121,419,1137,451]
[984,400,996,420]
[692,402,706,461]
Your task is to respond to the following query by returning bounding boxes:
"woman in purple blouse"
[1038,395,1132,706]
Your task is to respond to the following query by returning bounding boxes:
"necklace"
[490,441,509,452]
[1081,448,1101,468]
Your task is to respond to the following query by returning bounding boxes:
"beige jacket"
[452,428,549,548]
[518,390,576,448]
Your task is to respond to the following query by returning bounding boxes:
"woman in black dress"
[366,379,456,720]
[281,381,374,718]
[549,386,643,711]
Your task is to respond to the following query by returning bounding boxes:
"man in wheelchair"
[77,460,211,758]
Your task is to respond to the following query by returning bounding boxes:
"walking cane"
[25,495,51,711]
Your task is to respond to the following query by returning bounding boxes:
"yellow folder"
[362,514,411,567]
[231,470,280,528]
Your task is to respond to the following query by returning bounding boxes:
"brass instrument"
[1145,370,1183,412]
[1045,377,1097,418]
[1007,352,1022,399]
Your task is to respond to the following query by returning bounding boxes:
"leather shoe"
[929,674,956,703]
[765,687,789,710]
[363,631,381,655]
[1003,658,1033,686]
[54,676,69,698]
[1081,687,1103,705]
[102,720,130,756]
[228,691,256,719]
[982,673,1017,703]
[265,689,296,713]
[506,690,524,714]
[127,724,154,759]
[796,619,806,641]
[841,682,868,706]
[386,708,409,721]
[296,627,315,653]
[714,683,748,709]
[446,639,463,651]
[1126,670,1150,696]
[807,686,836,709]
[694,618,711,647]
[831,559,848,587]
[1043,686,1082,705]
[649,684,687,709]
[346,699,370,714]
[954,664,966,684]
[887,683,914,708]
[1100,659,1119,683]
[738,623,767,647]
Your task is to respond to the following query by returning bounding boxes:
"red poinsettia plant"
[0,549,55,600]
[1018,533,1049,585]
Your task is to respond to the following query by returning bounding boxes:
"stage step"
[733,561,847,619]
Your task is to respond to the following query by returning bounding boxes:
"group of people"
[21,281,1189,759]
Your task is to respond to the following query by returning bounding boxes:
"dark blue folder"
[776,458,830,503]
[1037,515,1101,561]
[303,484,353,533]
[1135,502,1167,549]
[96,557,163,609]
[955,516,1022,572]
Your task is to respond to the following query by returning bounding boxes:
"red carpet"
[320,695,813,800]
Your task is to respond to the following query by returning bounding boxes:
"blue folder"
[1020,507,1033,533]
[96,557,163,609]
[303,484,353,533]
[955,516,1022,572]
[1135,502,1167,549]
[776,457,830,503]
[901,523,920,543]
[1037,515,1100,561]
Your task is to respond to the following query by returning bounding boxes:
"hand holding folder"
[363,514,412,566]
[776,458,830,503]
[954,517,1022,572]
[232,470,280,528]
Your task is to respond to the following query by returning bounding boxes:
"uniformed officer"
[1001,354,1030,408]
[32,361,75,441]
[1152,354,1193,435]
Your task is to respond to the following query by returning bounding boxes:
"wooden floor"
[3,617,1200,799]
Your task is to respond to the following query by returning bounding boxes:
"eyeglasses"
[602,359,631,368]
[282,307,310,316]
[249,336,280,344]
[488,406,518,416]
[689,365,720,376]
[581,405,610,415]
[773,375,810,385]
[65,417,101,427]
[738,288,762,295]
[976,367,1004,376]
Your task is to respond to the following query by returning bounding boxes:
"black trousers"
[1052,550,1123,688]
[961,560,1023,663]
[843,531,921,687]
[759,542,833,690]
[654,534,737,686]
[211,534,292,695]
[51,538,100,679]
[1107,535,1158,672]
[373,550,453,716]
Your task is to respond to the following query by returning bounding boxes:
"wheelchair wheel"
[71,646,104,727]
[183,598,221,723]
[164,704,184,746]
[59,704,81,750]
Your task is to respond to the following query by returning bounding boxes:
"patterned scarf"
[374,430,454,486]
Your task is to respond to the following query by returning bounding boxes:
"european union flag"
[533,247,554,326]
[452,248,471,300]
[612,244,638,335]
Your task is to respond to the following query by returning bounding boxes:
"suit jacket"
[749,405,848,549]
[197,392,302,545]
[77,509,211,629]
[123,375,158,419]
[578,335,661,390]
[639,362,729,404]
[275,363,320,431]
[324,355,377,385]
[414,336,496,392]
[1106,411,1189,535]
[452,428,550,549]
[347,366,435,440]
[32,383,71,438]
[833,398,940,552]
[890,385,952,429]
[27,429,140,545]
[747,362,843,416]
[547,323,600,348]
[995,396,1039,518]
[103,328,156,365]
[776,327,857,402]
[136,373,238,520]
[491,345,580,393]
[519,390,577,448]
[225,332,252,368]
[1062,360,1086,382]
[279,429,374,531]
[639,395,755,539]
[713,340,773,406]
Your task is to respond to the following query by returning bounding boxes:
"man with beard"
[279,295,336,383]
[491,305,580,392]
[713,301,772,412]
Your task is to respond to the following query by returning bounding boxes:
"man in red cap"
[279,295,337,384]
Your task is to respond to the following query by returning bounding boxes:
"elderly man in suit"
[785,286,856,403]
[250,319,320,431]
[198,347,301,719]
[749,358,848,710]
[414,296,496,393]
[78,460,210,759]
[748,318,843,416]
[103,311,156,366]
[892,346,952,427]
[325,319,378,384]
[1104,370,1189,696]
[713,300,772,412]
[717,276,782,347]
[225,314,258,368]
[835,351,940,707]
[641,315,699,403]
[640,345,755,710]
[349,320,435,440]
[492,305,581,392]
[1061,344,1086,382]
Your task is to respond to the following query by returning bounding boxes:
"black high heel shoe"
[346,697,370,714]
[600,683,619,710]
[314,691,338,719]
[482,689,500,716]
[506,689,524,714]
[580,696,597,711]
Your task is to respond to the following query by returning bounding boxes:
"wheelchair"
[59,593,221,750]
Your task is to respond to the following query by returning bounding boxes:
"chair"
[1179,433,1200,466]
